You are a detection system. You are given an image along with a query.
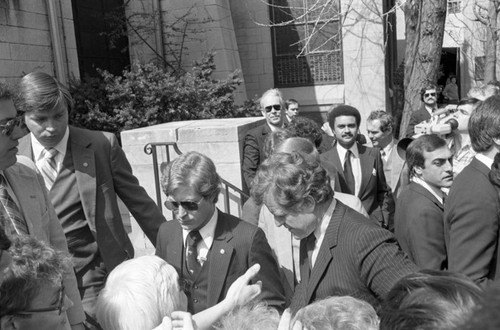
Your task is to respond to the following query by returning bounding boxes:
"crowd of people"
[1,71,500,330]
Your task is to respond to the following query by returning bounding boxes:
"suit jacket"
[5,156,85,325]
[18,126,166,271]
[242,122,271,189]
[444,157,500,286]
[156,210,287,311]
[319,142,394,228]
[289,201,418,313]
[405,104,432,138]
[383,139,409,200]
[395,182,446,270]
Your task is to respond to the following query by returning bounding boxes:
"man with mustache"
[405,84,439,138]
[320,105,394,229]
[394,134,453,269]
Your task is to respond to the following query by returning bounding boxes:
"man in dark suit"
[320,105,394,229]
[395,135,453,270]
[405,84,439,137]
[15,72,166,328]
[156,151,286,314]
[444,95,500,286]
[366,110,408,200]
[242,88,285,189]
[251,151,418,314]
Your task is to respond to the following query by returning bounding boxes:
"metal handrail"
[144,142,249,215]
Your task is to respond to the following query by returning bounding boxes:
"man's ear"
[299,196,316,213]
[414,166,423,176]
[0,315,17,330]
[493,137,500,146]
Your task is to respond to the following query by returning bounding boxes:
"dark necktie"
[343,150,355,195]
[0,174,28,235]
[299,233,316,284]
[185,230,202,276]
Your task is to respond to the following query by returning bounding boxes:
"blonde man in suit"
[15,72,166,328]
[366,110,409,200]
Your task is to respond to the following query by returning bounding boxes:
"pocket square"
[372,168,377,176]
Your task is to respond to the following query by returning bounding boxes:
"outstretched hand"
[223,263,262,308]
[153,312,197,330]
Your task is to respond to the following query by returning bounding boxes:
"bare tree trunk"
[400,0,447,136]
[484,0,498,82]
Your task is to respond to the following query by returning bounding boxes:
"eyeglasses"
[0,115,26,136]
[424,92,436,97]
[16,284,66,316]
[164,198,203,211]
[264,104,282,112]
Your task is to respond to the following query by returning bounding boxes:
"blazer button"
[193,285,198,289]
[83,162,88,167]
[193,298,198,303]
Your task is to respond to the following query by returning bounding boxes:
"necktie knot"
[43,148,58,159]
[380,149,386,157]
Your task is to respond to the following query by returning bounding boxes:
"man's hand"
[153,312,197,330]
[223,263,262,308]
[278,309,303,330]
[70,323,85,330]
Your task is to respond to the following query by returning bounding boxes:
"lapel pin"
[83,162,88,167]
[220,249,225,254]
[372,168,376,176]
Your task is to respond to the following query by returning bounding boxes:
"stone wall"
[121,117,262,255]
[0,0,79,83]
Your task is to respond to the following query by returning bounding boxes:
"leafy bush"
[69,53,260,137]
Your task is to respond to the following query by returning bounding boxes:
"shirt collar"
[314,198,337,239]
[182,207,218,246]
[475,153,494,170]
[31,127,69,162]
[336,142,359,161]
[412,177,445,204]
[383,140,395,156]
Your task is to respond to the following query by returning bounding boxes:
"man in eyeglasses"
[15,72,166,329]
[0,83,85,329]
[242,88,285,189]
[405,84,440,137]
[156,151,286,314]
[0,235,74,330]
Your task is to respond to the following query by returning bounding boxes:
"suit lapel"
[69,127,97,230]
[304,201,342,303]
[358,144,373,197]
[18,135,34,159]
[207,211,235,307]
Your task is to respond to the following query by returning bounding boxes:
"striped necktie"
[40,148,58,191]
[0,174,28,235]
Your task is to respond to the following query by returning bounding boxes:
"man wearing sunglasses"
[242,88,285,190]
[156,151,286,314]
[16,72,166,329]
[0,83,85,329]
[0,235,74,330]
[405,84,440,138]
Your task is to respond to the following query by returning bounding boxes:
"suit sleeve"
[400,204,446,270]
[242,133,260,189]
[249,227,288,311]
[36,169,86,325]
[405,112,421,138]
[356,225,419,299]
[375,151,395,230]
[445,179,499,286]
[108,134,166,245]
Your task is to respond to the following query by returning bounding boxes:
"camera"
[414,108,459,137]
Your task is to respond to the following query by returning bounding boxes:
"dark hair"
[458,285,500,330]
[0,224,11,252]
[379,271,482,330]
[263,130,294,157]
[0,82,13,100]
[469,95,500,152]
[489,152,500,188]
[285,116,323,148]
[406,134,447,176]
[420,83,437,101]
[367,110,394,133]
[328,105,361,128]
[285,99,299,109]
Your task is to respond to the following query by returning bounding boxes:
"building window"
[447,0,461,14]
[269,0,343,87]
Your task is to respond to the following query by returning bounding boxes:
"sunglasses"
[16,284,66,316]
[264,104,282,112]
[0,115,26,136]
[164,198,203,211]
[424,92,436,97]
